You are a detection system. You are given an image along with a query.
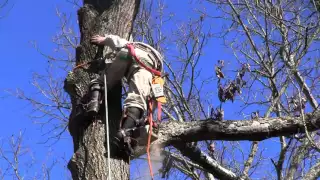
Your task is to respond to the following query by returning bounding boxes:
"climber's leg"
[115,106,145,156]
[105,49,131,90]
[114,67,153,156]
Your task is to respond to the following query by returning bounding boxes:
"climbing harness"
[126,43,162,76]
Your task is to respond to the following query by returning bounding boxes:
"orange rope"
[72,62,90,71]
[147,99,154,180]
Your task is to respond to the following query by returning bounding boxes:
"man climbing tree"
[87,33,164,156]
[65,1,143,179]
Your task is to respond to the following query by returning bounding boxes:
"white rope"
[104,74,111,180]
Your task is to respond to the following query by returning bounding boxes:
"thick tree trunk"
[64,1,140,179]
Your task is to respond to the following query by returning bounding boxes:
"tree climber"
[89,34,164,155]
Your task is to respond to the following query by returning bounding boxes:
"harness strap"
[126,43,162,76]
[157,101,162,123]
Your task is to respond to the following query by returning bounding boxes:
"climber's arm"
[91,34,128,50]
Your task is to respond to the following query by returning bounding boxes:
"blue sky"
[0,0,77,178]
[0,0,284,179]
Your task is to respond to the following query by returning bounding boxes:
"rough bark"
[64,0,140,179]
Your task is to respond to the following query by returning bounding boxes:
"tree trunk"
[64,0,140,179]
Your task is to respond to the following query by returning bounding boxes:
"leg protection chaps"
[122,107,145,129]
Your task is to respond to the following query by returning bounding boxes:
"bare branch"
[174,143,238,180]
[152,111,320,146]
[303,161,320,180]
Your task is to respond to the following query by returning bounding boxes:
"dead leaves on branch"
[210,61,250,122]
[215,60,225,79]
[217,61,250,103]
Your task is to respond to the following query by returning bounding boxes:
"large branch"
[150,111,320,147]
[134,112,320,178]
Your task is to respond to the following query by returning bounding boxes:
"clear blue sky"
[0,0,77,178]
[0,0,281,179]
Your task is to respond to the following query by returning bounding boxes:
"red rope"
[157,102,162,123]
[126,44,162,76]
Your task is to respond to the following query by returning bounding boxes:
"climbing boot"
[87,83,103,117]
[114,128,137,156]
[114,107,144,156]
